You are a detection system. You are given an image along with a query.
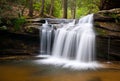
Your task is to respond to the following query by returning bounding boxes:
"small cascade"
[37,14,102,70]
[40,21,54,54]
[52,20,75,57]
[107,36,111,63]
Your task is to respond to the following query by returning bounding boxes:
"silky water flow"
[36,14,103,70]
[39,21,54,55]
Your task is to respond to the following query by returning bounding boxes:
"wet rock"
[94,8,120,60]
[0,30,40,56]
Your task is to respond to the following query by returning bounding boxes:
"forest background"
[0,0,100,19]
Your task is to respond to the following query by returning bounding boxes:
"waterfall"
[52,20,75,57]
[40,21,54,55]
[37,14,102,70]
[52,14,95,62]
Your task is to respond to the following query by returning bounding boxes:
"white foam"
[35,57,103,70]
[36,55,51,58]
[37,14,104,70]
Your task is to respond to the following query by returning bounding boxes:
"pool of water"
[0,59,120,81]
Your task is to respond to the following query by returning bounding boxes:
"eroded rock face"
[94,8,120,37]
[0,30,40,56]
[94,8,120,60]
[96,36,120,61]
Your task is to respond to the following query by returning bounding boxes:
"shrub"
[13,17,26,31]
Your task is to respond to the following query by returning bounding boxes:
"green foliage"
[13,17,26,31]
[33,0,62,17]
[75,0,100,18]
[76,7,89,18]
[0,0,100,19]
[103,13,120,23]
[0,1,12,15]
[52,0,62,17]
[95,27,107,36]
[33,2,41,10]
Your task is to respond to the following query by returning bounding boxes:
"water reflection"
[0,60,120,81]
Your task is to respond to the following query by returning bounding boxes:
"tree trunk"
[21,7,26,16]
[72,7,76,19]
[70,0,76,19]
[28,0,33,17]
[49,0,54,16]
[40,0,45,17]
[63,0,68,18]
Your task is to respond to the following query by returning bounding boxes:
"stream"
[0,59,120,81]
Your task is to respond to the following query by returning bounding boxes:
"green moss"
[13,17,26,31]
[94,22,107,36]
[103,13,120,23]
[27,27,33,33]
[95,28,107,36]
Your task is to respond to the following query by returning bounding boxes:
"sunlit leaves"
[0,0,100,18]
[76,0,100,18]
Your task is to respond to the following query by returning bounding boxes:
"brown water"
[0,60,120,81]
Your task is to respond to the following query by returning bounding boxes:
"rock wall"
[94,8,120,61]
[0,30,40,56]
[96,36,120,61]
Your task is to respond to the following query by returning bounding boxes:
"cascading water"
[52,14,95,62]
[40,21,54,55]
[52,20,75,57]
[36,14,102,70]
